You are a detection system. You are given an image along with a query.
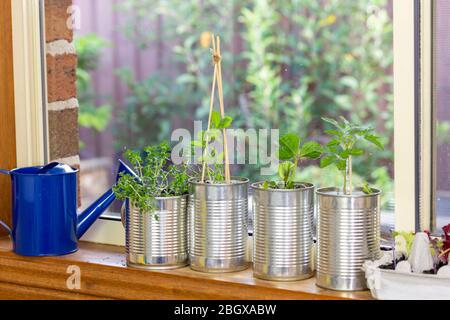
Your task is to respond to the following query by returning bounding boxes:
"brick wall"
[45,0,80,169]
[45,0,80,204]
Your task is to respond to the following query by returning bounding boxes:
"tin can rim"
[316,187,381,197]
[188,177,249,186]
[251,181,314,192]
[155,194,189,201]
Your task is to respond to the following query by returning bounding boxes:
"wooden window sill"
[0,237,372,300]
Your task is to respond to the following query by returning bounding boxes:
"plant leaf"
[300,141,322,159]
[279,133,300,160]
[362,182,374,195]
[349,148,364,156]
[322,117,341,129]
[327,139,340,147]
[191,140,203,147]
[336,159,347,171]
[364,134,384,150]
[325,129,341,137]
[278,161,296,183]
[218,116,233,129]
[211,111,221,129]
[320,155,335,168]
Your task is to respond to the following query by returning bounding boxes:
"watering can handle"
[37,162,59,174]
[0,220,11,235]
[0,169,12,235]
[0,170,12,234]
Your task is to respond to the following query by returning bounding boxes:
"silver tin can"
[122,196,188,270]
[316,187,381,291]
[188,177,249,273]
[252,182,315,281]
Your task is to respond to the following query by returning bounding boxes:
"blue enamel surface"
[9,167,79,256]
[0,160,133,257]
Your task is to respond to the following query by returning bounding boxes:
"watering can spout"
[76,160,137,239]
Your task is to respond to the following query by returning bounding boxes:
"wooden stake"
[201,35,218,183]
[201,34,231,184]
[215,36,231,183]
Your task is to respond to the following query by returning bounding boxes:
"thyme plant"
[113,142,189,216]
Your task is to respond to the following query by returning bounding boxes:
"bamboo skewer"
[201,35,218,183]
[200,34,231,184]
[215,37,231,183]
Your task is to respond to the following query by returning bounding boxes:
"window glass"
[433,0,450,232]
[74,0,394,233]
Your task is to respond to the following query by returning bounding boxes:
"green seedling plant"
[113,142,190,218]
[320,117,384,195]
[192,110,233,184]
[263,133,322,189]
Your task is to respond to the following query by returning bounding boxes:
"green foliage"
[115,0,236,149]
[278,161,296,188]
[263,133,322,189]
[392,231,415,258]
[240,0,282,129]
[191,111,234,184]
[74,34,112,148]
[112,0,393,199]
[113,142,189,215]
[114,69,191,150]
[320,117,384,193]
[296,165,393,209]
[362,182,375,195]
[436,121,450,145]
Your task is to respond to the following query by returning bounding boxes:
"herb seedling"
[191,110,233,184]
[262,133,322,189]
[192,34,233,184]
[320,117,384,195]
[113,142,190,217]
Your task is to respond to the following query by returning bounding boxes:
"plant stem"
[343,170,347,195]
[293,156,300,185]
[348,155,353,194]
[294,155,299,172]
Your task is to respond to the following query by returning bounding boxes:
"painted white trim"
[393,0,416,232]
[80,219,125,247]
[420,0,433,231]
[11,0,47,167]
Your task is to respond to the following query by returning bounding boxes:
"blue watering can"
[0,160,134,256]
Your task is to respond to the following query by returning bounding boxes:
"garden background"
[74,0,395,215]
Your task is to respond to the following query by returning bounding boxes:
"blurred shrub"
[75,34,112,149]
[113,0,393,195]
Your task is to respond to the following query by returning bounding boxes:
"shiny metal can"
[122,196,188,270]
[316,187,381,291]
[252,182,315,281]
[188,177,249,273]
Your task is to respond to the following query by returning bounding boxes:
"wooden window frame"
[0,0,434,300]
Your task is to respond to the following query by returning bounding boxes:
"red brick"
[46,53,77,102]
[45,0,73,42]
[48,108,79,160]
